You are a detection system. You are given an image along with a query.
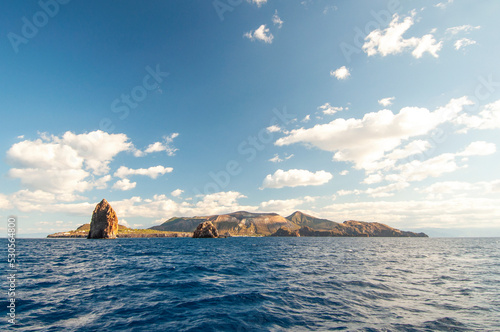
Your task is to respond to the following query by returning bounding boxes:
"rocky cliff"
[88,199,118,239]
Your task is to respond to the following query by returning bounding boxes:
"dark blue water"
[2,237,500,331]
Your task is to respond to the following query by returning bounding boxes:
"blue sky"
[1,0,500,237]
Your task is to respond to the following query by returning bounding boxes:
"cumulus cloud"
[244,25,274,43]
[330,66,350,80]
[112,179,137,191]
[261,169,333,189]
[378,97,395,107]
[319,103,344,115]
[363,12,442,58]
[276,97,473,171]
[114,165,173,179]
[171,189,184,197]
[272,10,283,29]
[7,130,132,176]
[5,130,136,194]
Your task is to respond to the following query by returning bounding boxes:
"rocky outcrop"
[270,227,300,237]
[193,221,219,238]
[88,199,118,239]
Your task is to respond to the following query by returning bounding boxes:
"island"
[48,202,427,238]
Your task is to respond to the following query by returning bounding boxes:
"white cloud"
[8,189,88,212]
[114,165,173,179]
[339,170,349,176]
[171,189,184,197]
[378,97,395,107]
[319,103,344,115]
[418,179,500,199]
[301,115,311,123]
[8,168,94,194]
[454,38,476,50]
[272,10,283,29]
[330,66,350,80]
[446,25,480,35]
[0,194,11,209]
[94,175,112,190]
[384,141,495,183]
[269,154,282,163]
[458,141,496,156]
[119,219,130,227]
[261,169,333,189]
[259,198,303,214]
[266,125,282,133]
[276,97,473,171]
[435,0,453,9]
[321,196,500,229]
[454,99,500,132]
[244,25,274,44]
[56,131,132,175]
[138,133,179,157]
[385,140,431,161]
[363,13,442,58]
[6,130,134,194]
[269,153,294,163]
[248,0,267,7]
[112,179,137,191]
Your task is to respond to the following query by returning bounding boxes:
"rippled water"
[3,237,500,331]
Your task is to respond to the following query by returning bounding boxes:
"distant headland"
[47,199,427,238]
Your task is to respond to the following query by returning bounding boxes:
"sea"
[2,237,500,331]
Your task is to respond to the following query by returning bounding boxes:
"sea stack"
[193,221,219,238]
[88,199,118,239]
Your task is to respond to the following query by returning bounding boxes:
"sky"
[1,0,500,237]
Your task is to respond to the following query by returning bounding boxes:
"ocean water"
[3,237,500,331]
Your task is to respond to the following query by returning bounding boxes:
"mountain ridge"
[151,210,427,237]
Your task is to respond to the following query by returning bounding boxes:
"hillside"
[151,211,427,237]
[286,211,340,230]
[151,211,298,236]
